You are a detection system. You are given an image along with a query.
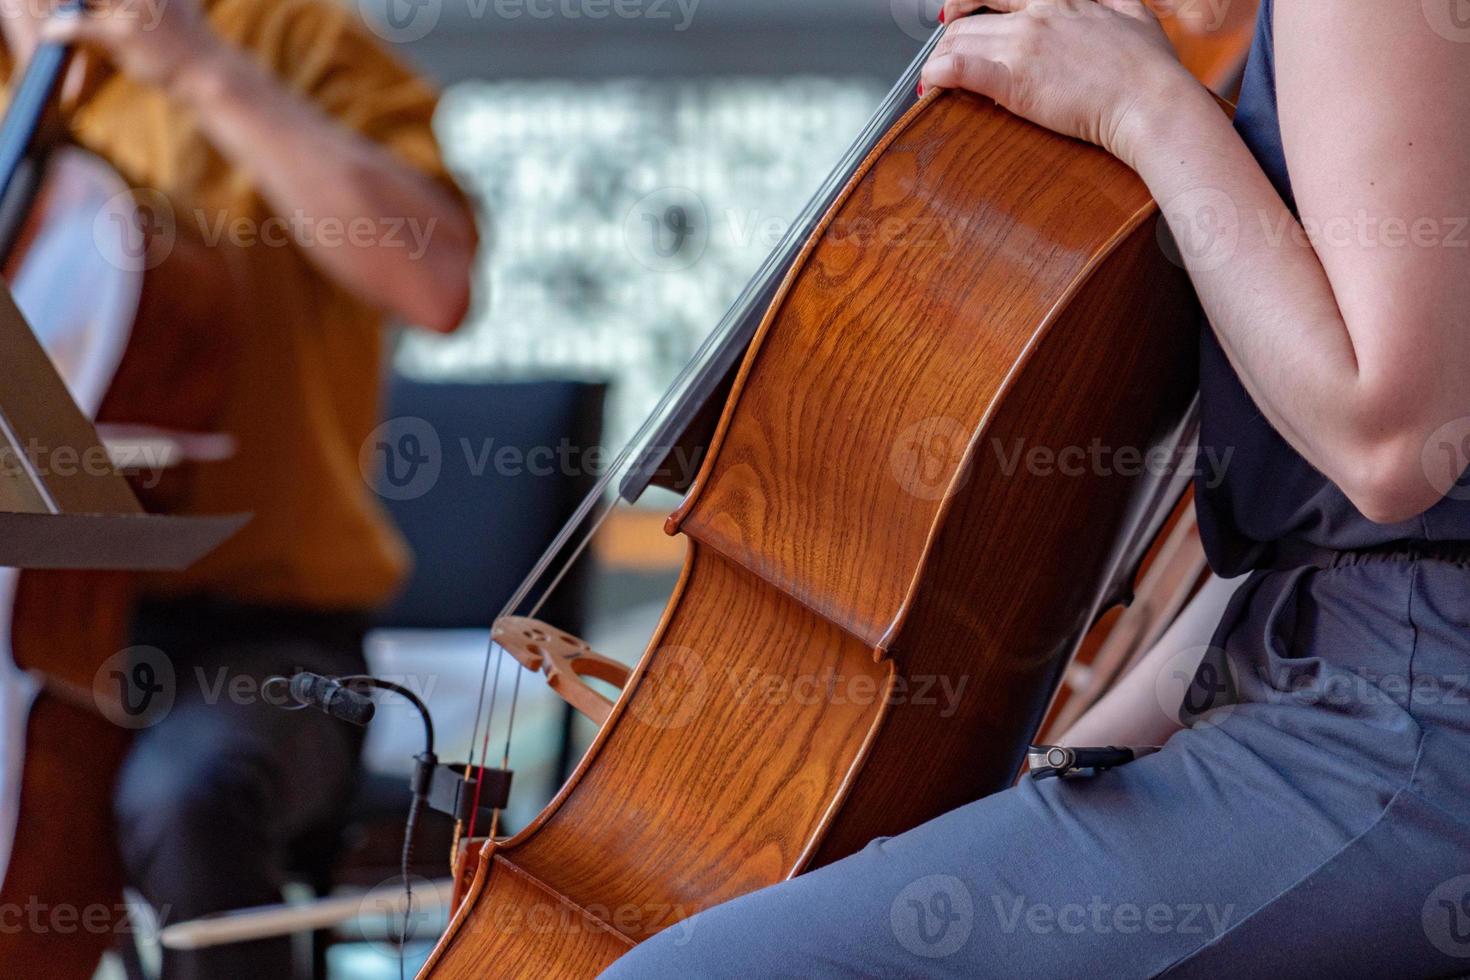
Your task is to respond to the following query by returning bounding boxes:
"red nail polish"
[917,82,926,97]
[938,8,946,23]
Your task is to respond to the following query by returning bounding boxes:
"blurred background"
[109,3,937,978]
[100,0,1264,973]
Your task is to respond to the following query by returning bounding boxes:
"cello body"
[0,143,234,976]
[422,88,1201,977]
[0,145,145,979]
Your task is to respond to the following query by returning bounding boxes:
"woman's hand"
[40,0,226,96]
[921,0,1197,167]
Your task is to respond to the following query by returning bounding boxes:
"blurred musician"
[0,0,475,975]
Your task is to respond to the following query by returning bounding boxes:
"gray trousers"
[115,598,368,980]
[603,555,1470,978]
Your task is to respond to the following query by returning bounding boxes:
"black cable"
[335,675,436,980]
[398,792,424,980]
[339,675,435,754]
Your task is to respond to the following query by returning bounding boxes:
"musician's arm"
[1057,573,1240,747]
[926,0,1470,525]
[43,6,476,334]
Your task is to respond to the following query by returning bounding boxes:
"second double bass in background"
[0,17,238,979]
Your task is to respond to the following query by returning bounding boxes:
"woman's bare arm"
[1059,573,1241,747]
[926,0,1470,524]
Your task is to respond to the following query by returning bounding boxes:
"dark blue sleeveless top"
[1195,0,1470,575]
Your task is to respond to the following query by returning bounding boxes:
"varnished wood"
[421,87,1203,978]
[493,617,631,726]
[1041,497,1210,740]
[0,696,131,978]
[0,149,236,975]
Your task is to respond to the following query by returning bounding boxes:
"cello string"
[459,24,945,816]
[499,27,943,631]
[462,639,506,847]
[461,27,939,781]
[496,27,940,629]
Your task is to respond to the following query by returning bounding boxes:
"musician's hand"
[39,0,224,94]
[922,0,1197,168]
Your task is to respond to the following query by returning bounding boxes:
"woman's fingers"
[1092,0,1151,18]
[940,0,1031,25]
[941,0,989,22]
[920,42,1014,102]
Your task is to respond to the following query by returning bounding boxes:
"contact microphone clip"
[1026,744,1161,781]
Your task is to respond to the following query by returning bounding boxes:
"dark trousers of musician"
[115,596,368,980]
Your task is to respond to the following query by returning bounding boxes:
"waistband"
[1263,539,1470,572]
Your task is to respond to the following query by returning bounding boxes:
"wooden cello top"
[421,85,1203,979]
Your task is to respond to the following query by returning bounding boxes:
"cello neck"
[0,33,76,216]
[0,37,74,264]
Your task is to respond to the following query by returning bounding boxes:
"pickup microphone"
[282,671,376,726]
[1026,744,1162,780]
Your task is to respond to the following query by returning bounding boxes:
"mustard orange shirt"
[17,0,465,609]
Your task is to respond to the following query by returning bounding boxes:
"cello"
[0,19,239,978]
[416,19,1218,978]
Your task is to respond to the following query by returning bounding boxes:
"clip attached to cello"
[1026,744,1161,781]
[425,761,512,826]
